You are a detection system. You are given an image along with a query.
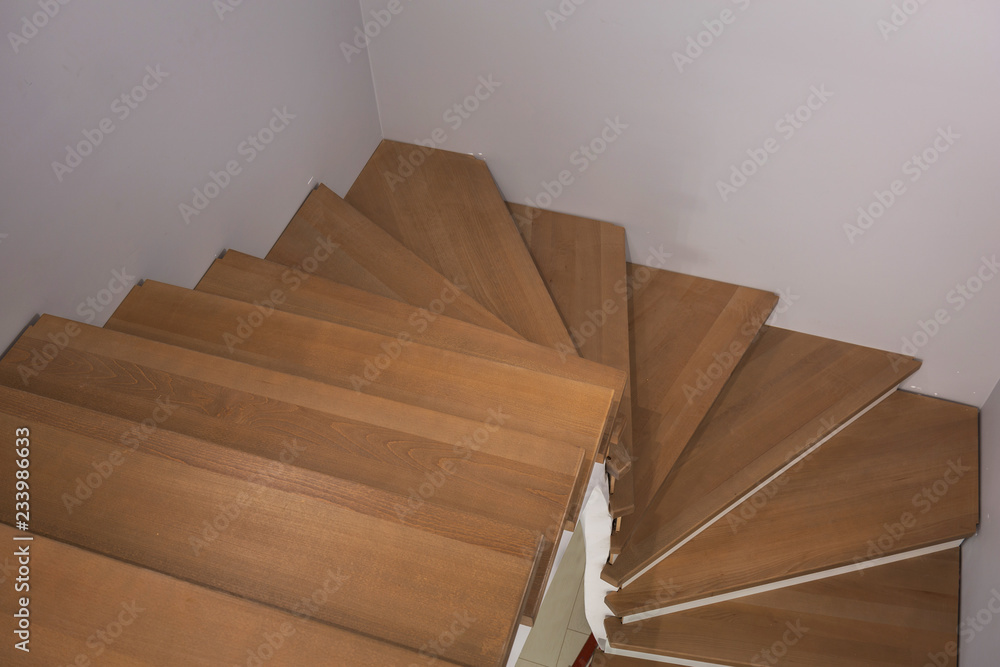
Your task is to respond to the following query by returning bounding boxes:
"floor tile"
[557,629,591,666]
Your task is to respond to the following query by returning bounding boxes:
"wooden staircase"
[0,139,979,666]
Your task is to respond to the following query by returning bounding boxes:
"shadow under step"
[606,325,922,586]
[603,549,961,667]
[347,140,574,351]
[606,391,978,619]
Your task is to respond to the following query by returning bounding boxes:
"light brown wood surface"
[0,387,538,666]
[605,325,922,586]
[0,321,582,621]
[346,140,575,351]
[613,264,777,554]
[606,550,961,667]
[606,391,979,616]
[266,183,515,335]
[0,524,468,666]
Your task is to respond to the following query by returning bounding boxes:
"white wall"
[961,384,1000,666]
[0,0,381,347]
[363,0,1000,408]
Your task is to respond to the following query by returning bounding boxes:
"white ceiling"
[363,0,1000,407]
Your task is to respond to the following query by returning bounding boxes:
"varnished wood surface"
[0,524,468,666]
[605,550,961,667]
[346,140,575,351]
[0,388,537,666]
[197,250,624,421]
[0,322,582,621]
[606,391,978,616]
[605,326,922,586]
[266,183,515,335]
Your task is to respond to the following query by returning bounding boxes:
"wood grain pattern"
[105,282,613,525]
[0,524,467,666]
[266,183,515,335]
[605,550,961,667]
[196,250,625,426]
[612,265,777,556]
[605,326,922,586]
[0,322,581,622]
[346,140,575,351]
[606,391,979,617]
[0,388,538,666]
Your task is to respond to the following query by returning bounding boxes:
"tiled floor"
[516,528,592,667]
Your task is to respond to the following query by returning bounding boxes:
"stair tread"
[266,183,515,336]
[612,266,777,556]
[606,391,978,617]
[606,325,922,586]
[346,140,574,350]
[1,317,584,623]
[197,250,625,430]
[105,282,614,527]
[604,550,960,667]
[0,387,537,666]
[0,523,467,666]
[509,202,635,505]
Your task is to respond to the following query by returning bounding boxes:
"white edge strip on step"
[620,386,898,587]
[604,644,728,667]
[621,539,964,624]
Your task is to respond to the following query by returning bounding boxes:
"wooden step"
[0,317,584,622]
[0,387,540,666]
[604,549,961,667]
[510,202,635,490]
[346,140,575,351]
[612,265,778,554]
[266,183,515,335]
[605,391,978,620]
[195,250,625,438]
[605,326,922,586]
[0,524,467,666]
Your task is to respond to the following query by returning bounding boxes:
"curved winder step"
[614,265,777,553]
[605,326,922,587]
[0,387,541,666]
[601,550,961,666]
[266,183,515,335]
[347,140,575,351]
[605,391,978,621]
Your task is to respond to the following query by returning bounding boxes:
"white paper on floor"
[579,480,617,649]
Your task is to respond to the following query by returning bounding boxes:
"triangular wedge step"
[605,326,922,586]
[612,265,778,553]
[510,202,634,481]
[0,523,467,666]
[105,282,615,524]
[605,391,978,620]
[195,250,625,439]
[346,140,575,351]
[0,387,540,666]
[266,183,515,335]
[0,316,583,622]
[603,549,961,667]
